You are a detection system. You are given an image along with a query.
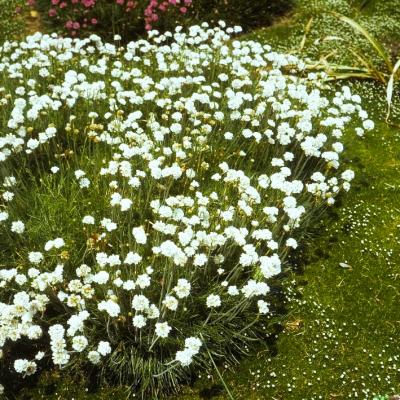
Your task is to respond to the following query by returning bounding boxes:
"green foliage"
[33,0,293,40]
[189,0,294,32]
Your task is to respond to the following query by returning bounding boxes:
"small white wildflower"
[28,252,44,264]
[132,226,147,244]
[97,341,111,356]
[155,322,172,338]
[132,315,147,328]
[82,215,95,225]
[206,294,221,308]
[72,335,88,352]
[11,221,25,234]
[88,351,101,364]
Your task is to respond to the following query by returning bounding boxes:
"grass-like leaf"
[386,57,400,122]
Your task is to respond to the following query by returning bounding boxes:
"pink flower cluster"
[44,0,138,35]
[30,0,193,37]
[144,0,192,31]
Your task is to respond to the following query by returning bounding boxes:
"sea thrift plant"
[0,22,373,397]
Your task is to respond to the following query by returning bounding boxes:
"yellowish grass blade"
[298,17,314,53]
[386,57,400,122]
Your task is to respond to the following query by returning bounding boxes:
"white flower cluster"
[0,21,373,389]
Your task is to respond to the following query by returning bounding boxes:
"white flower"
[82,215,95,225]
[136,273,151,289]
[227,286,239,296]
[175,349,193,366]
[286,238,298,249]
[0,211,9,222]
[96,252,108,267]
[28,252,44,264]
[35,351,45,360]
[132,226,147,244]
[124,252,142,265]
[3,190,14,202]
[98,300,120,317]
[88,351,101,364]
[14,359,29,373]
[257,300,270,314]
[97,341,111,356]
[14,359,37,376]
[132,315,147,328]
[79,178,91,188]
[92,271,109,284]
[362,119,374,130]
[131,294,150,311]
[72,335,88,352]
[193,253,208,266]
[45,238,65,251]
[101,218,117,232]
[120,198,133,211]
[11,221,25,234]
[341,169,355,182]
[173,278,191,298]
[260,254,281,279]
[155,322,172,338]
[74,170,86,179]
[107,254,121,267]
[206,294,221,308]
[162,295,178,311]
[184,337,202,353]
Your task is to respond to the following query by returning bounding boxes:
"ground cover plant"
[0,19,375,398]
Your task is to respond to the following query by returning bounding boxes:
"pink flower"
[48,8,57,16]
[73,21,80,29]
[51,0,60,5]
[91,18,98,24]
[179,6,187,13]
[145,23,152,31]
[116,0,124,4]
[65,20,74,29]
[82,0,95,7]
[59,2,67,8]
